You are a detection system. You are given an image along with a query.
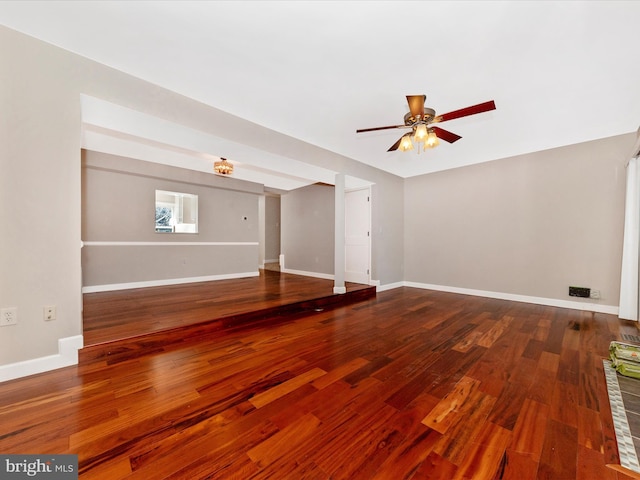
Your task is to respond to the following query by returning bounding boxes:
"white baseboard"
[376,281,404,292]
[82,271,260,293]
[264,258,279,264]
[281,268,335,281]
[403,281,620,315]
[0,335,84,383]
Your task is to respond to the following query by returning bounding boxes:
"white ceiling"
[2,1,640,190]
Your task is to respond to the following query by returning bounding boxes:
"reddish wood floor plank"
[83,269,373,346]
[0,279,634,479]
[452,421,512,479]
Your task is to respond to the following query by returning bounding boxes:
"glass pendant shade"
[425,131,440,148]
[414,124,428,142]
[399,134,414,152]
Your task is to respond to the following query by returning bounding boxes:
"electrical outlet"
[44,305,56,321]
[1,307,17,326]
[590,290,601,299]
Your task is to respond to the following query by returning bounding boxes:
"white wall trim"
[280,268,335,281]
[82,241,259,247]
[0,335,84,383]
[376,281,404,292]
[264,258,279,264]
[333,286,347,294]
[404,281,620,315]
[82,271,259,293]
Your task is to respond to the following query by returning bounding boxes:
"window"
[155,190,198,233]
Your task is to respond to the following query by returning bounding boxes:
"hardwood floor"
[1,281,640,479]
[82,269,371,346]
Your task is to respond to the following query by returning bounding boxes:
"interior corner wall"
[0,23,404,373]
[404,133,634,308]
[82,151,260,289]
[265,195,281,263]
[281,184,335,276]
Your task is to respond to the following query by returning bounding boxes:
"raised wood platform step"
[80,283,376,365]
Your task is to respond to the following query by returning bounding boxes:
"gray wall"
[82,150,261,288]
[281,184,335,275]
[372,182,404,285]
[265,195,281,262]
[404,133,634,307]
[1,25,405,369]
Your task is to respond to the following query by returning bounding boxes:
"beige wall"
[265,195,281,262]
[404,133,634,307]
[372,182,404,285]
[82,150,261,288]
[281,184,335,275]
[1,26,83,365]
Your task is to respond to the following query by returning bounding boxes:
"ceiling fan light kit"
[357,95,496,154]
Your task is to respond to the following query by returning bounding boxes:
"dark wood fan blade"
[436,100,496,123]
[387,135,404,152]
[356,124,407,134]
[432,126,462,143]
[406,95,426,118]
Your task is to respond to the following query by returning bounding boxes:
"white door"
[345,188,370,284]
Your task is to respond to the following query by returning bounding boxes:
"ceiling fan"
[356,95,496,152]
